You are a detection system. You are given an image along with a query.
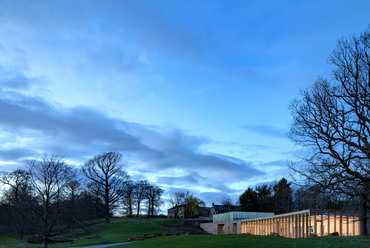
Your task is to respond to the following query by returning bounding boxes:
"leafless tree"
[221,196,233,212]
[27,154,74,248]
[146,184,163,218]
[134,180,149,217]
[82,152,129,223]
[169,192,186,218]
[289,27,370,234]
[169,192,186,207]
[0,169,34,239]
[121,180,136,217]
[62,179,82,226]
[86,181,105,218]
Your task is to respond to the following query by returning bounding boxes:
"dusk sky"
[1,0,369,207]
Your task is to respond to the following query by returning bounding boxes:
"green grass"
[0,219,369,248]
[122,234,370,248]
[0,218,181,248]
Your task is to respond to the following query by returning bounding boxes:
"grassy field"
[122,234,370,248]
[0,218,369,248]
[0,218,181,248]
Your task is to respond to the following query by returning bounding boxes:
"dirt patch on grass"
[160,220,209,236]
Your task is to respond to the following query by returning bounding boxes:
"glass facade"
[240,209,361,237]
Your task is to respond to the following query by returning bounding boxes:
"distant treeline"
[237,178,360,214]
[0,152,163,248]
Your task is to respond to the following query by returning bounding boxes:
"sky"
[0,0,369,209]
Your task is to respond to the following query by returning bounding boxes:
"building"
[200,209,361,237]
[167,204,186,219]
[208,203,240,216]
[201,211,274,235]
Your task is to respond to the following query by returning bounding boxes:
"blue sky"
[0,0,369,207]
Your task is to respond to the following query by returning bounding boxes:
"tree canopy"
[289,27,370,234]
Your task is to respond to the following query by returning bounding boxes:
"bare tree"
[146,184,163,218]
[221,196,233,212]
[169,192,186,218]
[0,169,34,239]
[121,180,136,217]
[169,192,186,207]
[134,180,149,217]
[63,180,82,227]
[27,154,74,248]
[82,152,129,223]
[86,181,105,218]
[289,27,370,234]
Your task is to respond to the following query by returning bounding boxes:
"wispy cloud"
[0,66,263,200]
[241,124,287,138]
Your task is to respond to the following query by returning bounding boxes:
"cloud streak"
[241,124,287,138]
[0,65,263,204]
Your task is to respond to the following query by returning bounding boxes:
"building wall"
[167,206,186,219]
[201,221,242,234]
[201,209,361,238]
[241,210,361,238]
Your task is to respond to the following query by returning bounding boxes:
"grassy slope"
[122,235,370,248]
[0,218,180,248]
[0,218,369,248]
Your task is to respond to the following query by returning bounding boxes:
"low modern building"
[201,211,274,235]
[200,209,361,237]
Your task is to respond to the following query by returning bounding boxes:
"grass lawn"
[0,218,369,248]
[122,234,370,248]
[0,218,181,248]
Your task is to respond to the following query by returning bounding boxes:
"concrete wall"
[200,222,218,234]
[201,221,242,234]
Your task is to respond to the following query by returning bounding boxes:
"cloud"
[259,159,288,168]
[241,124,287,138]
[0,148,36,161]
[0,66,264,196]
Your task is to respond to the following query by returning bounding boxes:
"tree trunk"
[147,201,151,218]
[105,206,110,224]
[128,200,132,217]
[105,187,110,224]
[105,199,110,224]
[42,241,48,248]
[151,199,154,217]
[136,200,141,217]
[361,195,369,235]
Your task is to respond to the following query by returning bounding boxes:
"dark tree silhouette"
[134,180,149,217]
[184,193,205,218]
[272,178,293,214]
[239,187,258,211]
[221,196,233,212]
[82,152,129,224]
[146,184,163,218]
[255,184,273,212]
[0,169,34,239]
[289,27,370,234]
[121,180,136,217]
[27,154,74,248]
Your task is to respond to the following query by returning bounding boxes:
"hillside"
[0,218,369,248]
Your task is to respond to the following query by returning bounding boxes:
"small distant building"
[167,204,186,219]
[200,209,361,237]
[209,203,240,216]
